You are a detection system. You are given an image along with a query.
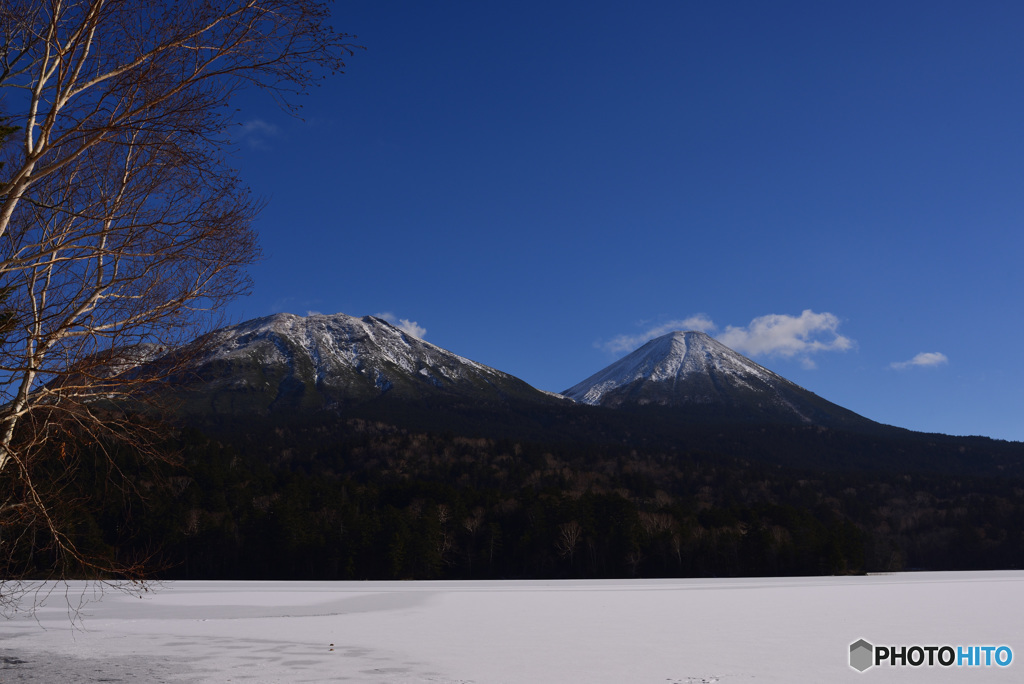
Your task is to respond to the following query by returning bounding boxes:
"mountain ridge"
[169,311,560,415]
[145,312,997,448]
[136,310,1024,478]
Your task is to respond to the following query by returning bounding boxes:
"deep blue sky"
[227,1,1024,442]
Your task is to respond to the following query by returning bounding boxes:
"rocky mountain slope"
[168,312,557,415]
[563,331,877,429]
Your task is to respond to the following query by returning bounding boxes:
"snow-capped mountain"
[171,312,554,414]
[163,314,874,431]
[563,331,875,429]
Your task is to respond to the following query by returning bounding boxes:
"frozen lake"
[1,572,1021,682]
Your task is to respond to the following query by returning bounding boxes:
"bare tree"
[0,0,357,601]
[555,520,582,566]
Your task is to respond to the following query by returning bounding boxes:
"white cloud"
[374,312,427,339]
[718,310,854,359]
[680,314,717,333]
[600,314,716,353]
[601,309,853,368]
[237,119,280,150]
[890,352,948,370]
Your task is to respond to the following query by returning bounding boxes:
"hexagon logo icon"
[850,639,874,672]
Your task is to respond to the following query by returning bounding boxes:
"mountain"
[562,331,878,430]
[55,317,1024,585]
[167,312,557,415]
[167,316,876,433]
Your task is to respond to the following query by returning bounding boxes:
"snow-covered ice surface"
[1,572,1022,682]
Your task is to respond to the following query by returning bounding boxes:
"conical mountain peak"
[563,330,874,429]
[563,330,780,406]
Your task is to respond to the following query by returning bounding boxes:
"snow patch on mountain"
[201,312,506,388]
[563,331,784,405]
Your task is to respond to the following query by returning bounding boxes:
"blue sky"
[226,1,1024,442]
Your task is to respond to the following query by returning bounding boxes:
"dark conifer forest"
[36,401,1024,582]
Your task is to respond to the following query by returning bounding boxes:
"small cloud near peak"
[890,352,948,370]
[600,315,716,354]
[718,310,854,359]
[375,312,427,339]
[600,309,853,369]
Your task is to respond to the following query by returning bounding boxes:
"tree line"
[21,416,1023,582]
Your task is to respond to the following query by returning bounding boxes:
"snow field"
[1,572,1021,682]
